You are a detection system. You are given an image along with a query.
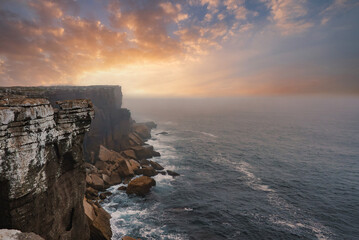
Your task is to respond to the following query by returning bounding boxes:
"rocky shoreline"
[83,121,179,240]
[0,86,178,240]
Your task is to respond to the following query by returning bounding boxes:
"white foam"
[199,131,218,138]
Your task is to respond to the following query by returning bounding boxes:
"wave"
[212,154,333,240]
[199,131,218,138]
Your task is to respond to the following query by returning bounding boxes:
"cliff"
[0,96,94,239]
[0,86,132,163]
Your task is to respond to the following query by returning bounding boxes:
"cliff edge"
[0,96,94,239]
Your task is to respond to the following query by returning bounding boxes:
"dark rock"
[86,187,99,200]
[167,170,180,177]
[152,151,161,157]
[156,131,169,135]
[99,192,112,200]
[149,161,164,170]
[126,176,156,197]
[157,171,167,175]
[139,159,151,166]
[142,166,158,177]
[118,186,127,191]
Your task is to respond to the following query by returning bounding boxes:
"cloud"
[0,0,358,97]
[263,0,313,35]
[320,0,359,25]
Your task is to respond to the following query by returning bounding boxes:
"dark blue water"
[102,97,359,240]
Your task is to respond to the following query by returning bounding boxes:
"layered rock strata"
[0,96,94,240]
[0,86,131,163]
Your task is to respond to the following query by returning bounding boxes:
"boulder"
[98,145,122,162]
[117,158,134,178]
[139,159,151,166]
[157,171,167,175]
[149,161,164,170]
[141,166,158,177]
[131,145,155,159]
[87,173,106,190]
[167,170,180,177]
[84,198,112,240]
[122,149,137,159]
[108,173,122,185]
[126,176,156,197]
[152,151,161,157]
[128,159,141,172]
[102,174,111,185]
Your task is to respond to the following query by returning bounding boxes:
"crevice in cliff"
[66,208,75,231]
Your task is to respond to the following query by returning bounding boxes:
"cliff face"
[0,86,132,163]
[0,96,94,240]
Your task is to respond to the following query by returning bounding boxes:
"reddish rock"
[129,159,141,172]
[122,149,137,159]
[122,236,141,240]
[84,198,112,240]
[126,176,156,197]
[87,173,106,190]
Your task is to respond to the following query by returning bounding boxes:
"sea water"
[101,97,359,240]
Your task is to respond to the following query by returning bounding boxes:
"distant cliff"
[0,86,132,163]
[0,96,94,239]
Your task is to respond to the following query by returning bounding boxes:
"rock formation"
[0,86,131,163]
[0,96,94,239]
[0,85,177,240]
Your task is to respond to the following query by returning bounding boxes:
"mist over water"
[102,97,359,240]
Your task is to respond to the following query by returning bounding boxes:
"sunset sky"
[0,0,358,97]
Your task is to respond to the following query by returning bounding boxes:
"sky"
[0,0,358,97]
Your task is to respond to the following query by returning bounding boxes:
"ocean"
[101,97,359,240]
